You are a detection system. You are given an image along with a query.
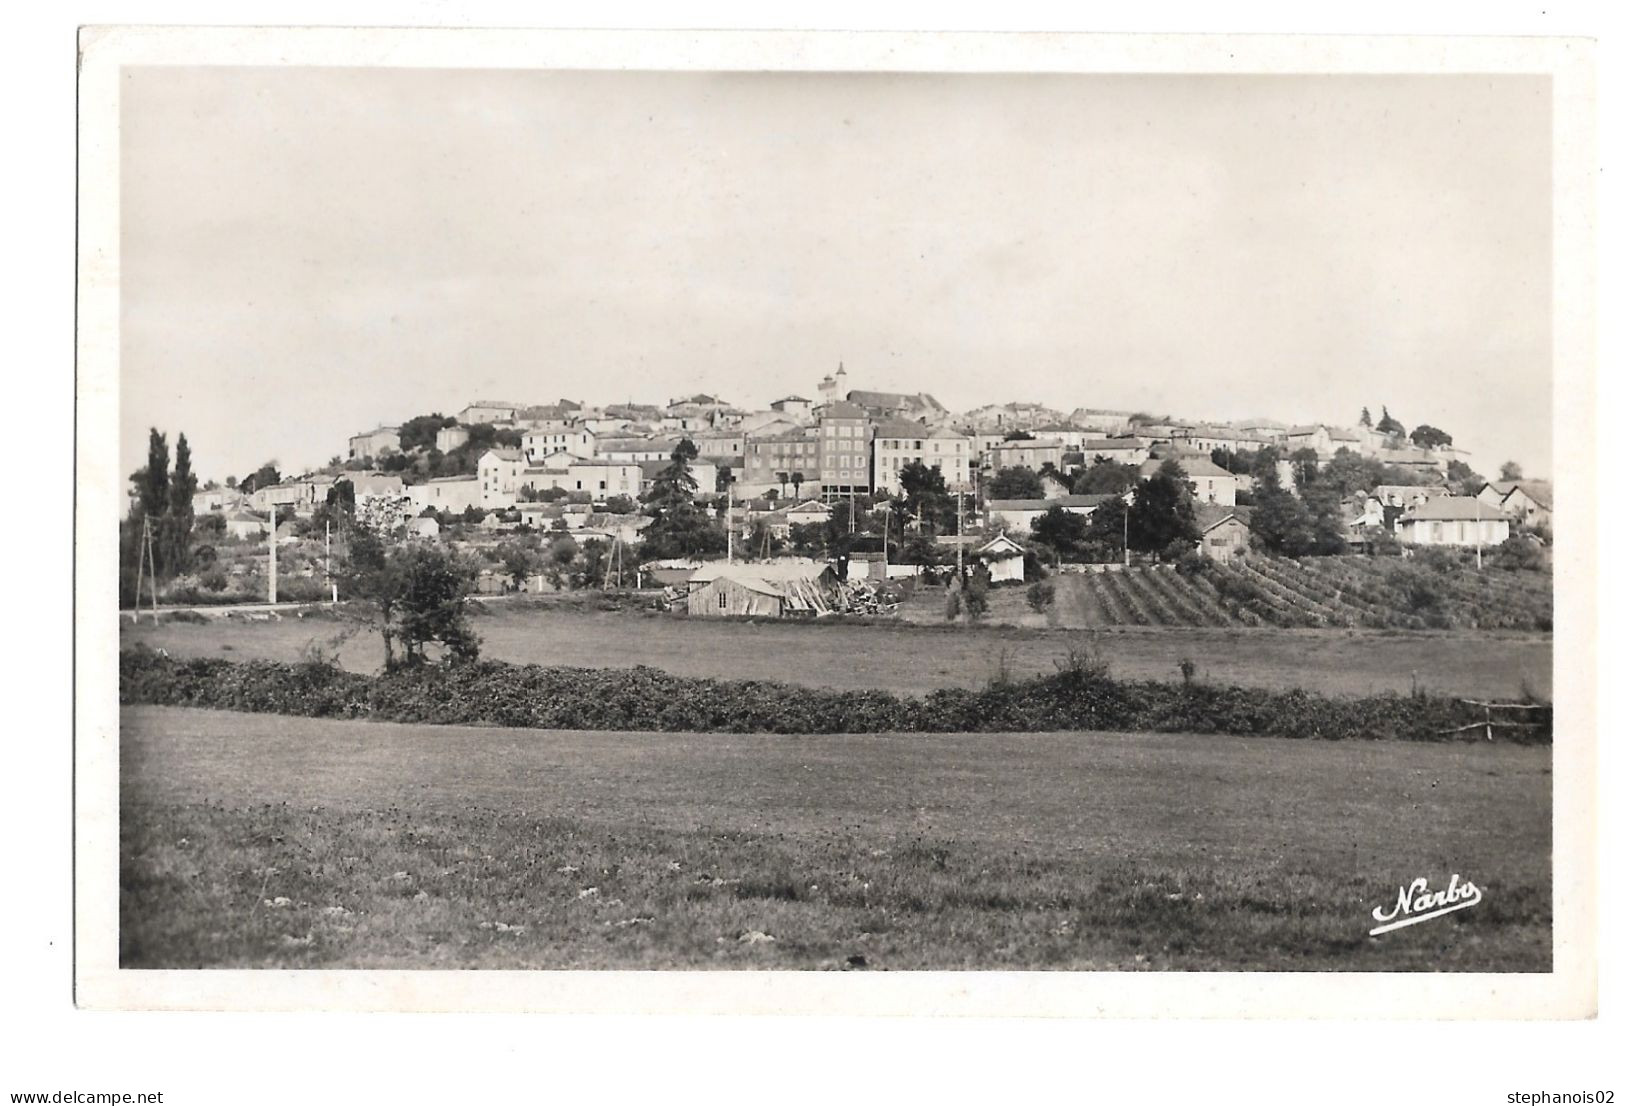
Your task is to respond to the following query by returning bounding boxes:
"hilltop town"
[183,362,1546,560]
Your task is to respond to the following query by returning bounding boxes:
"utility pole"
[268,504,278,604]
[135,514,159,622]
[1123,503,1130,567]
[1475,494,1483,571]
[326,519,336,603]
[726,483,734,564]
[956,484,965,578]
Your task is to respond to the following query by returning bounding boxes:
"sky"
[120,68,1552,484]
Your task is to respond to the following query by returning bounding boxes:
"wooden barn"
[685,560,842,618]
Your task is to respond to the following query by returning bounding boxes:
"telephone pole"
[1475,494,1483,571]
[726,483,734,564]
[268,504,278,604]
[955,484,965,577]
[135,514,160,622]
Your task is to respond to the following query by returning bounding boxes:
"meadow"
[121,704,1551,971]
[121,599,1553,700]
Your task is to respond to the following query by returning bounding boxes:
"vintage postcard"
[75,27,1596,1017]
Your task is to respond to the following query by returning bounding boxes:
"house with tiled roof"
[477,448,528,509]
[742,424,819,497]
[871,421,971,495]
[1139,455,1238,506]
[1283,424,1362,458]
[1476,481,1552,530]
[845,389,950,426]
[458,401,523,425]
[1079,438,1151,468]
[1193,503,1254,563]
[769,395,815,421]
[1396,497,1510,547]
[406,474,482,515]
[814,401,872,498]
[347,426,401,462]
[986,439,1066,474]
[986,494,1115,533]
[1068,408,1135,433]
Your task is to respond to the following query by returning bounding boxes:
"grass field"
[121,704,1551,971]
[121,601,1552,699]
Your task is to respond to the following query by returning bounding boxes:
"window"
[717,590,727,610]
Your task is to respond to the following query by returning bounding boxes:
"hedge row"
[118,647,1551,743]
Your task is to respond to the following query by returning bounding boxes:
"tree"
[1253,445,1284,492]
[1003,429,1035,441]
[1375,406,1405,438]
[775,471,790,498]
[1250,487,1317,557]
[645,440,700,512]
[1038,461,1072,494]
[899,532,945,566]
[787,522,827,557]
[790,471,805,500]
[1127,461,1199,556]
[1299,482,1349,555]
[639,442,726,560]
[987,465,1044,500]
[1410,424,1453,450]
[136,429,170,521]
[1074,460,1136,496]
[343,525,480,669]
[497,538,540,589]
[1360,406,1373,428]
[1320,448,1381,498]
[240,461,280,495]
[1032,506,1090,561]
[1446,459,1486,495]
[1288,448,1320,488]
[1081,495,1129,563]
[1500,461,1524,482]
[163,433,198,574]
[898,460,950,532]
[398,413,455,453]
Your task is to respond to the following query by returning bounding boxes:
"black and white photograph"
[68,23,1599,1035]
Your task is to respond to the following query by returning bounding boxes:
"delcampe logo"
[1370,874,1483,936]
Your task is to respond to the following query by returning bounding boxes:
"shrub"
[963,568,991,622]
[118,646,1550,744]
[1494,536,1546,572]
[1162,538,1196,562]
[1026,580,1056,613]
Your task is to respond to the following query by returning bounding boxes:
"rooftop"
[1401,497,1508,522]
[816,401,869,420]
[1194,503,1254,532]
